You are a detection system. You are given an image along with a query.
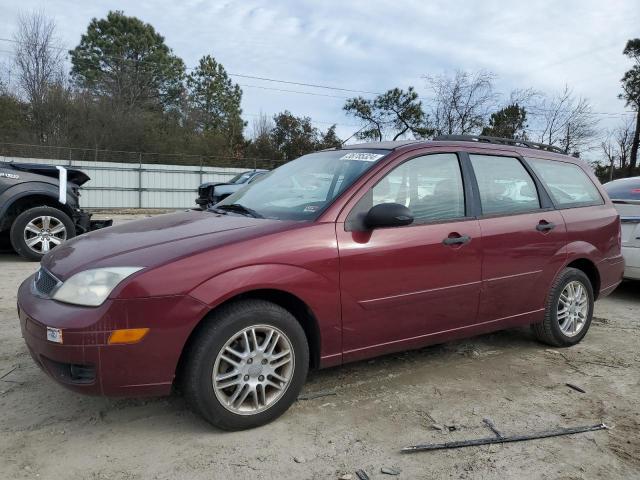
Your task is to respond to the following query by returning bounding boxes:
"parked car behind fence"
[196,169,268,209]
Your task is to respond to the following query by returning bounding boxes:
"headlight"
[52,267,143,306]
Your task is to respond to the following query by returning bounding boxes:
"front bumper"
[17,274,208,397]
[73,210,113,235]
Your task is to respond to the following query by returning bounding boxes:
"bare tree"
[531,85,598,155]
[251,112,274,141]
[13,11,64,142]
[424,70,499,136]
[600,119,635,180]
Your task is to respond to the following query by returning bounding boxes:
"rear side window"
[527,158,603,207]
[469,154,540,215]
[603,177,640,201]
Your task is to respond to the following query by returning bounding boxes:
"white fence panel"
[1,156,248,209]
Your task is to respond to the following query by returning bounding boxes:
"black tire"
[183,299,309,430]
[9,206,75,261]
[532,267,594,347]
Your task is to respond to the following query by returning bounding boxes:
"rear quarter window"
[527,158,603,208]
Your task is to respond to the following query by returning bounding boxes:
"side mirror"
[364,203,414,229]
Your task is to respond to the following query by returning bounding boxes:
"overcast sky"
[0,0,638,141]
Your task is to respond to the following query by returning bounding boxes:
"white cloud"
[0,0,637,142]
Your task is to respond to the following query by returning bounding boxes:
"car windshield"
[229,172,253,184]
[215,149,389,220]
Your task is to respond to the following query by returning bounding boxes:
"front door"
[336,152,482,362]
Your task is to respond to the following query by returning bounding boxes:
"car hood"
[42,210,296,279]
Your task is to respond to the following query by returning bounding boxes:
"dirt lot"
[0,214,639,479]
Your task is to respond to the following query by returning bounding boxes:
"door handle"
[536,221,555,232]
[443,234,471,246]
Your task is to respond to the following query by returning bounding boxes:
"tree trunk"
[628,110,640,176]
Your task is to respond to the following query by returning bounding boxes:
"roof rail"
[433,135,565,154]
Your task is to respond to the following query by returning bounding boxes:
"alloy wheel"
[212,325,295,415]
[23,216,67,254]
[557,280,589,337]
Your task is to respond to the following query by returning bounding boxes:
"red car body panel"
[17,141,624,397]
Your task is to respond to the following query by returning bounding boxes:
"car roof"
[338,139,577,163]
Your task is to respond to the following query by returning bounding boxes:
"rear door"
[468,152,568,325]
[336,151,482,362]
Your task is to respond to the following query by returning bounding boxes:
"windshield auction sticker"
[339,152,385,162]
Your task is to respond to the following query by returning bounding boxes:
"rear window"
[527,158,603,207]
[603,177,640,201]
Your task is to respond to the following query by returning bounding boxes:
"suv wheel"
[10,206,76,261]
[183,299,309,430]
[532,267,594,347]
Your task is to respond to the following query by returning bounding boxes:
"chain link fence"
[0,142,284,170]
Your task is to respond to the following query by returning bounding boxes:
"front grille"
[34,268,60,296]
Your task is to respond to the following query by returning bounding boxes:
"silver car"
[604,176,640,280]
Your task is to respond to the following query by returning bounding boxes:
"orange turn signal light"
[108,328,150,345]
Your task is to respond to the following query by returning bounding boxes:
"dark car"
[17,136,623,430]
[603,176,640,280]
[0,162,111,260]
[195,169,268,209]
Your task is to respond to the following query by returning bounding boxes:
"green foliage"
[0,94,30,142]
[269,111,342,160]
[186,55,244,150]
[481,104,527,139]
[69,10,185,110]
[344,87,431,141]
[620,39,640,109]
[619,38,640,174]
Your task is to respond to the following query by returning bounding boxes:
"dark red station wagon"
[17,136,624,430]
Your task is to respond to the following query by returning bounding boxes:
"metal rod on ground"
[401,423,608,453]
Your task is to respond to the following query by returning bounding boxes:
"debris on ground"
[0,365,16,380]
[298,390,337,400]
[566,383,586,393]
[381,466,401,475]
[355,469,370,480]
[402,422,608,453]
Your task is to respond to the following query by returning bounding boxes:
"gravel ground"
[0,213,638,479]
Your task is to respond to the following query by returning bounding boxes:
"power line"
[0,37,379,96]
[238,83,350,99]
[0,37,636,117]
[229,72,381,95]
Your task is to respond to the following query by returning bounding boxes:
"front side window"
[470,154,540,215]
[217,149,389,220]
[527,158,603,207]
[348,153,465,227]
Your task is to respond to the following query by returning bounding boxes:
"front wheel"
[10,206,76,261]
[183,300,309,430]
[532,267,594,347]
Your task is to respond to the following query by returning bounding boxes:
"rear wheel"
[10,206,75,261]
[532,267,594,347]
[183,299,309,430]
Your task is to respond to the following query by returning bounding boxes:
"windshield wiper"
[215,203,263,218]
